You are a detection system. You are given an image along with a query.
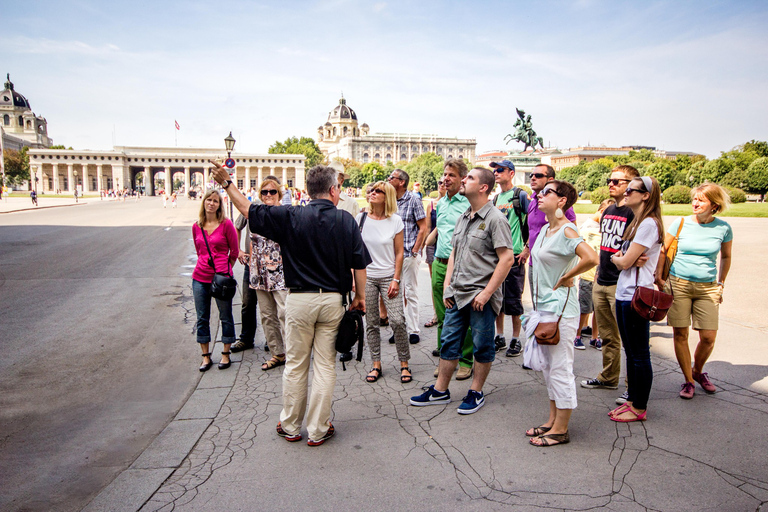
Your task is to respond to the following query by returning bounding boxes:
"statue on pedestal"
[505,108,544,152]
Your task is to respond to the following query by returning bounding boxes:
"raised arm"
[209,160,251,217]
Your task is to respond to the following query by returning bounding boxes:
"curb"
[0,202,87,214]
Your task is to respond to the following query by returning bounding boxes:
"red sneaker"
[692,370,716,393]
[276,422,302,442]
[307,423,335,447]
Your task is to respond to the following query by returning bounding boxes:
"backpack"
[494,187,529,244]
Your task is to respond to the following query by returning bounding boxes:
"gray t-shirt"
[444,200,514,315]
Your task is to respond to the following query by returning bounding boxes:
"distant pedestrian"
[30,190,38,206]
[171,192,177,208]
[191,189,238,373]
[282,187,292,206]
[74,189,79,203]
[211,162,370,447]
[655,184,732,399]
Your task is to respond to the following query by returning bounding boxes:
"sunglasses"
[607,178,631,186]
[371,188,385,195]
[493,168,510,174]
[260,189,279,196]
[437,181,444,186]
[530,172,548,179]
[539,188,561,197]
[624,187,645,195]
[387,175,401,181]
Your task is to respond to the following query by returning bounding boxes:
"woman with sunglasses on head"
[608,176,664,422]
[655,184,732,399]
[192,189,239,372]
[527,181,598,447]
[249,178,288,370]
[357,181,412,383]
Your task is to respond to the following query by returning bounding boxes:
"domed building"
[317,96,475,165]
[1,74,52,150]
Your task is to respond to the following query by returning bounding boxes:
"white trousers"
[401,254,421,335]
[540,315,579,410]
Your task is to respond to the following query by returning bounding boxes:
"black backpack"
[494,187,529,244]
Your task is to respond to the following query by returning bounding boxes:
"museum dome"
[328,97,357,121]
[1,74,31,109]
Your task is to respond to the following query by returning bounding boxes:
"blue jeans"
[616,299,652,410]
[192,279,236,344]
[440,301,496,364]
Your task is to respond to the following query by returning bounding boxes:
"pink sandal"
[610,407,647,423]
[608,403,631,418]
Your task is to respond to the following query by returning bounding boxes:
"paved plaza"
[78,210,768,512]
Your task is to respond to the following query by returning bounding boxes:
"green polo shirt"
[435,193,470,259]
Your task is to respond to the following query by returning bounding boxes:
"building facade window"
[3,114,9,125]
[363,153,369,163]
[18,115,23,126]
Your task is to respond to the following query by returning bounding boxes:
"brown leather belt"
[435,257,449,264]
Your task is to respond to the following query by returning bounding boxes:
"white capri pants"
[539,315,579,410]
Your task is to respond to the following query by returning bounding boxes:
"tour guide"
[211,162,371,447]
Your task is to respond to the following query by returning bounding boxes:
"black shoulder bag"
[334,210,365,370]
[201,226,238,301]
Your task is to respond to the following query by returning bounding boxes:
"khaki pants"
[255,289,287,355]
[279,291,344,442]
[593,283,621,387]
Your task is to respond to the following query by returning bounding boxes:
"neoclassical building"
[317,97,476,164]
[1,74,52,151]
[27,146,305,195]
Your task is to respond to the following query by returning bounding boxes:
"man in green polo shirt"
[425,158,474,380]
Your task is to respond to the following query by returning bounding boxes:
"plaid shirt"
[396,190,426,256]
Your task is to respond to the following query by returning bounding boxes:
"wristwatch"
[223,180,233,189]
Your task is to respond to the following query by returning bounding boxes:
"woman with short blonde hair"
[655,183,733,399]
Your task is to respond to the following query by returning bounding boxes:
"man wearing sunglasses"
[489,160,530,354]
[581,165,640,402]
[514,164,576,358]
[387,169,427,345]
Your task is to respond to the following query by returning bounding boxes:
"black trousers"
[239,266,258,344]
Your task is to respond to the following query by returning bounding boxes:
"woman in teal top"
[527,180,598,447]
[656,184,733,399]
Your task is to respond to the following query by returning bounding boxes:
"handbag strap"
[201,224,230,275]
[534,270,571,321]
[335,210,349,308]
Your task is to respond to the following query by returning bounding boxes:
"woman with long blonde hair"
[191,189,239,371]
[608,176,664,422]
[357,181,411,383]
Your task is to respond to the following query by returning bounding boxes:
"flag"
[175,120,180,130]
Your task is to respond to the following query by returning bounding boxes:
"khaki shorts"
[667,275,722,331]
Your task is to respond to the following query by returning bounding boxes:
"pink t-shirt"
[192,219,239,283]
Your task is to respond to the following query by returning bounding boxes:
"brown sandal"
[525,425,552,437]
[400,367,412,383]
[262,356,286,371]
[529,431,570,447]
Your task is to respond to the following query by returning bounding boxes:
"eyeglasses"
[371,188,385,195]
[260,189,279,196]
[624,188,645,195]
[539,188,561,198]
[387,175,401,181]
[530,173,548,179]
[607,178,631,186]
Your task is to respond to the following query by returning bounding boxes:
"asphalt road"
[0,198,205,512]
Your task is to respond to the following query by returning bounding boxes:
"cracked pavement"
[90,217,768,512]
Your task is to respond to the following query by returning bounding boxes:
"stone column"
[164,166,171,194]
[112,164,124,191]
[244,166,251,191]
[184,166,190,194]
[144,166,153,196]
[203,167,209,189]
[295,165,306,190]
[258,166,264,184]
[53,164,60,193]
[67,164,74,192]
[281,167,287,189]
[82,164,90,193]
[96,164,103,192]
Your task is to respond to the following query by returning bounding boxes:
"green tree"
[362,162,386,183]
[686,160,707,186]
[720,168,749,189]
[557,161,589,187]
[746,157,768,198]
[583,162,612,191]
[269,136,323,168]
[742,140,768,158]
[3,147,30,186]
[627,149,656,162]
[702,158,735,184]
[49,144,74,150]
[403,152,444,192]
[645,160,676,191]
[721,149,759,172]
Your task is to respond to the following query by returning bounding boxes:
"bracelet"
[717,281,724,288]
[393,279,400,283]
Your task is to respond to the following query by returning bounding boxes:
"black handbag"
[201,227,238,301]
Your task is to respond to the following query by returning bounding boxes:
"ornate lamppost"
[224,132,236,218]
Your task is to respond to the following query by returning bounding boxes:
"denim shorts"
[440,300,496,363]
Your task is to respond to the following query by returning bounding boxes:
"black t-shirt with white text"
[596,204,634,286]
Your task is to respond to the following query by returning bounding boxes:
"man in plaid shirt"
[387,169,428,344]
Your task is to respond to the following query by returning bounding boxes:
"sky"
[3,0,767,159]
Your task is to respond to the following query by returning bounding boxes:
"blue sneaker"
[589,338,602,350]
[574,337,586,350]
[410,385,451,406]
[457,390,485,415]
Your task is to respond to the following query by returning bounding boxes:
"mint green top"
[435,193,470,259]
[531,222,583,318]
[668,216,732,283]
[494,188,526,254]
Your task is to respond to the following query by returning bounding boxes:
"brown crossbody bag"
[533,278,571,346]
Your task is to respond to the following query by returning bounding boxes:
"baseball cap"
[489,160,515,171]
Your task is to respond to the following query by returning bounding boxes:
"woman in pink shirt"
[192,190,239,371]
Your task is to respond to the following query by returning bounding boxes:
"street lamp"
[224,132,236,218]
[73,170,78,201]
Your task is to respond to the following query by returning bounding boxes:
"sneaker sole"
[410,398,451,406]
[457,400,484,415]
[506,351,521,358]
[574,346,586,350]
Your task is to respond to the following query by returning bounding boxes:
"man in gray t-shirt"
[410,167,515,415]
